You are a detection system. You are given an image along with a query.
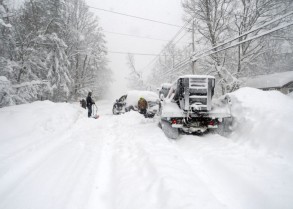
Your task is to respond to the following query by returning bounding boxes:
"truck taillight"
[172,119,177,124]
[208,120,215,126]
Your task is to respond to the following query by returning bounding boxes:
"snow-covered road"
[0,88,293,209]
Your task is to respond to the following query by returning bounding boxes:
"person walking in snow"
[138,97,148,115]
[86,92,95,118]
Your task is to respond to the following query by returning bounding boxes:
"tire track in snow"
[0,103,83,162]
[86,119,119,209]
[85,112,228,209]
[0,113,112,209]
[5,101,292,209]
[174,134,293,209]
[0,109,85,203]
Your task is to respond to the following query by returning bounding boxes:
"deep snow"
[0,88,292,209]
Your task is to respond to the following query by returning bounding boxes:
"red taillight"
[208,120,215,126]
[172,119,177,124]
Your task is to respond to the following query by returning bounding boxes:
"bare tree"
[233,0,287,76]
[148,43,192,88]
[126,53,145,90]
[181,0,293,95]
[182,0,234,94]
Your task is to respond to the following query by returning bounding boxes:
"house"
[242,71,293,94]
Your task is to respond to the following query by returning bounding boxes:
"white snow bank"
[229,87,293,160]
[0,100,83,143]
[0,98,293,209]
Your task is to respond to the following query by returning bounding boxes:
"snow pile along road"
[229,87,293,160]
[0,88,292,209]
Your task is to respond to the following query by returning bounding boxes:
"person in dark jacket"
[86,92,95,117]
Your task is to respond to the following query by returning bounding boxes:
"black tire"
[145,111,155,118]
[112,105,120,115]
[158,121,162,129]
[161,120,179,139]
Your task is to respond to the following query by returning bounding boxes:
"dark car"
[112,94,127,115]
[112,90,160,117]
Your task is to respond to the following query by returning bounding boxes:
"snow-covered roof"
[242,71,293,89]
[160,83,172,88]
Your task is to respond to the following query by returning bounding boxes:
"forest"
[0,0,112,107]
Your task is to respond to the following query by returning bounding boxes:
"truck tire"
[161,120,179,139]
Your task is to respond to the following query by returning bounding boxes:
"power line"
[103,30,169,42]
[108,51,162,56]
[191,10,293,57]
[160,19,193,54]
[108,50,182,56]
[192,21,293,62]
[104,30,191,44]
[140,19,193,71]
[158,17,293,79]
[88,5,192,71]
[172,28,191,46]
[174,20,293,70]
[88,6,182,28]
[173,11,293,70]
[150,32,193,77]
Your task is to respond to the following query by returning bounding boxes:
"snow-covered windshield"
[125,90,159,106]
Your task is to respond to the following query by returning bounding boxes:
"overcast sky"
[85,0,185,99]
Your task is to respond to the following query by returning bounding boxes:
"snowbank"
[229,87,293,160]
[0,100,83,142]
[0,97,293,209]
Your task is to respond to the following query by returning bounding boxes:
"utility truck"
[112,90,160,118]
[159,75,232,139]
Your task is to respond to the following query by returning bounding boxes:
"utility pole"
[191,19,196,74]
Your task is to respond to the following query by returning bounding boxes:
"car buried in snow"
[159,75,233,139]
[112,90,160,118]
[157,83,172,101]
